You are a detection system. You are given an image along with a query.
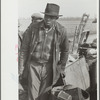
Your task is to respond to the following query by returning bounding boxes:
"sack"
[49,86,89,100]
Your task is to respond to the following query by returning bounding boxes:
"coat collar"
[32,20,64,36]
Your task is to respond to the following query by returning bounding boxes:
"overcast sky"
[18,0,97,18]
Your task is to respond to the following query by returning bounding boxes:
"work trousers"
[28,60,53,100]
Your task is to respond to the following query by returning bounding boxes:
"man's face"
[44,15,57,28]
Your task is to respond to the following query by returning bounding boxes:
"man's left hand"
[57,64,65,78]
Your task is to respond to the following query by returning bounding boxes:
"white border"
[1,0,18,100]
[97,0,99,100]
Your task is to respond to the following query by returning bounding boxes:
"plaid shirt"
[32,27,54,63]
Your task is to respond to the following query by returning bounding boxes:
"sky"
[18,0,98,18]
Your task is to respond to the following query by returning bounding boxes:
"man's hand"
[56,64,65,78]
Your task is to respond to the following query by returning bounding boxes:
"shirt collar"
[39,21,55,31]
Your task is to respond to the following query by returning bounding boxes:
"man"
[31,13,43,23]
[19,13,43,98]
[18,13,43,50]
[19,3,69,100]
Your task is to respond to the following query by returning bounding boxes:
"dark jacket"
[19,20,69,85]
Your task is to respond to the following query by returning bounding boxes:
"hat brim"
[41,12,63,17]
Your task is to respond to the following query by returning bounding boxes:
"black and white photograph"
[1,0,98,100]
[18,0,98,100]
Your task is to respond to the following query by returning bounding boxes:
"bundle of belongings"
[19,84,90,100]
[50,85,89,100]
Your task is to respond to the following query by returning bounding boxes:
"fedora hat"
[42,3,62,17]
